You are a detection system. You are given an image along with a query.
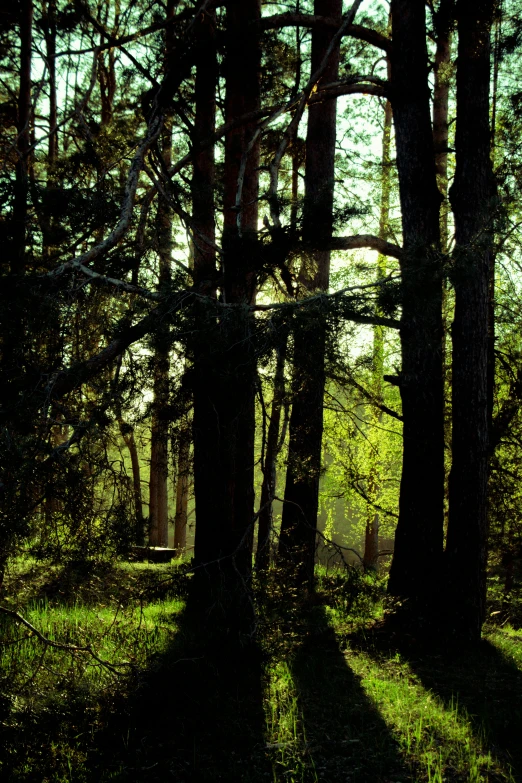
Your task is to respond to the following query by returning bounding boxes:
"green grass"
[265,660,317,783]
[0,558,186,782]
[346,648,512,782]
[1,561,522,782]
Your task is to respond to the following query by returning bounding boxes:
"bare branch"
[327,234,403,259]
[331,372,403,422]
[56,8,195,58]
[258,14,391,53]
[45,116,163,281]
[0,605,133,675]
[312,82,386,102]
[45,289,194,401]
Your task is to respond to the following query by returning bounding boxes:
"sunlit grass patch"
[486,623,522,669]
[346,648,515,782]
[0,596,184,701]
[264,660,318,783]
[0,586,185,782]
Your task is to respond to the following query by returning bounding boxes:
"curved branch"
[46,289,194,400]
[46,116,163,280]
[0,605,132,674]
[312,83,387,101]
[327,234,403,259]
[258,14,391,53]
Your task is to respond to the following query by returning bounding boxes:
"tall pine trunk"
[363,94,392,571]
[191,5,217,574]
[174,419,190,555]
[446,0,496,642]
[148,5,175,548]
[192,0,260,605]
[278,0,341,590]
[12,0,32,273]
[433,0,454,255]
[387,0,445,608]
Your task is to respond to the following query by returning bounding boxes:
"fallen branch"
[0,605,133,675]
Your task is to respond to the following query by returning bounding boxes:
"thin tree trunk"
[363,94,392,572]
[432,0,454,544]
[387,0,445,607]
[256,330,288,572]
[148,144,171,548]
[446,0,496,642]
[148,5,174,548]
[433,0,454,255]
[278,0,341,590]
[174,420,190,555]
[488,5,502,439]
[191,7,218,570]
[12,0,33,273]
[44,0,58,169]
[118,418,144,544]
[191,7,218,571]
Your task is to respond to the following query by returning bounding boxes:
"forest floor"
[0,557,521,783]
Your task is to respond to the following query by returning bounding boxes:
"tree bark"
[256,329,288,572]
[148,128,172,549]
[12,0,33,273]
[148,3,175,549]
[118,418,145,544]
[387,0,445,606]
[192,0,260,604]
[433,0,454,254]
[446,0,496,642]
[278,0,341,590]
[363,92,392,572]
[174,420,190,555]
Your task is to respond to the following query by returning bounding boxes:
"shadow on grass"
[289,605,413,783]
[84,590,270,782]
[352,626,522,782]
[0,568,269,783]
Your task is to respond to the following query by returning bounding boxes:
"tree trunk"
[446,0,496,642]
[256,329,288,572]
[363,93,392,572]
[174,420,190,555]
[12,0,33,273]
[278,0,341,590]
[433,0,454,255]
[118,418,144,544]
[190,6,219,576]
[387,0,445,607]
[148,7,174,548]
[43,0,58,169]
[190,7,218,573]
[192,0,260,605]
[148,171,171,549]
